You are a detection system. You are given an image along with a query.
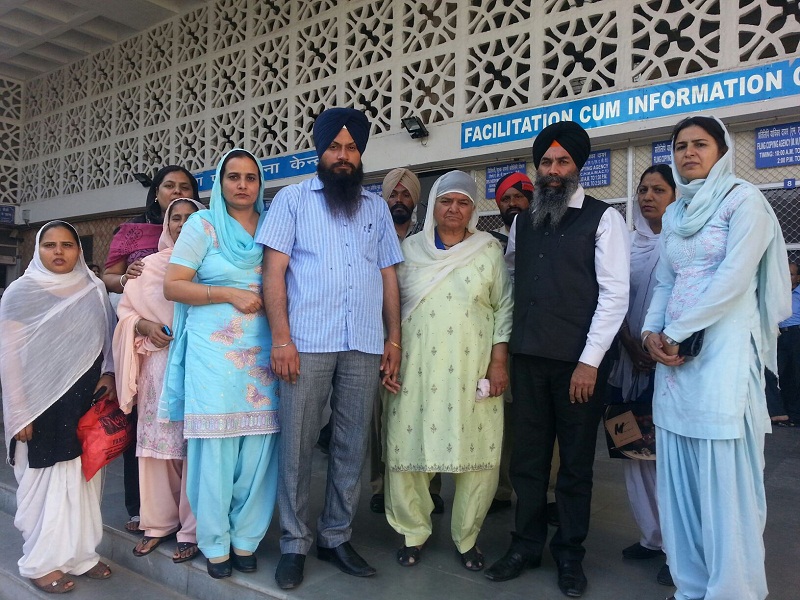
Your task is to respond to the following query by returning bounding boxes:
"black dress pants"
[777,328,800,422]
[123,405,140,518]
[509,354,606,562]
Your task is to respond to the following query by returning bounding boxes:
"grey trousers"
[278,350,380,554]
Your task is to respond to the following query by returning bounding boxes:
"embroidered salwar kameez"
[162,150,280,561]
[644,149,789,600]
[384,238,512,552]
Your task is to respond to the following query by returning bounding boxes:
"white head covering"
[1,221,115,459]
[628,190,665,336]
[609,177,675,397]
[667,116,790,371]
[398,170,495,320]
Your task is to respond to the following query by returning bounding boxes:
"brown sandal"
[31,572,75,594]
[82,561,112,580]
[133,535,167,557]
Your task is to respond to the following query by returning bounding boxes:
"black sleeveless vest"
[509,196,608,362]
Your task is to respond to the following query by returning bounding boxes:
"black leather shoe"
[317,542,376,577]
[556,559,587,597]
[430,493,445,514]
[657,563,674,586]
[275,553,305,589]
[231,552,257,573]
[622,542,665,560]
[206,558,232,579]
[484,549,542,582]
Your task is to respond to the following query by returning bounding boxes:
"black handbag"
[679,329,705,357]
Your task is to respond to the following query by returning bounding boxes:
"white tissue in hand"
[475,378,491,401]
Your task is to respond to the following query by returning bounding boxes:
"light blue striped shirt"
[256,176,403,355]
[779,285,800,328]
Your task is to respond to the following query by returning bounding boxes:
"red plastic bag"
[77,392,134,481]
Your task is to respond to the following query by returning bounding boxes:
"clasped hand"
[642,331,685,367]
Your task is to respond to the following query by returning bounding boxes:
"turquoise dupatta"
[159,149,266,422]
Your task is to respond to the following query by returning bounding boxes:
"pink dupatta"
[112,199,204,413]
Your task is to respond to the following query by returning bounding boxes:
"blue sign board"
[485,162,527,199]
[580,150,610,188]
[194,150,319,192]
[364,183,383,196]
[786,178,797,189]
[462,59,800,149]
[652,141,672,165]
[755,121,800,169]
[0,205,14,225]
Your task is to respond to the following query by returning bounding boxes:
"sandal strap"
[397,545,422,566]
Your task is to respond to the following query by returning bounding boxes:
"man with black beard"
[383,167,422,241]
[491,171,533,252]
[316,146,366,218]
[486,121,629,598]
[258,107,403,590]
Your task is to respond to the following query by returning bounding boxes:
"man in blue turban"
[312,107,370,158]
[257,107,404,590]
[308,108,373,219]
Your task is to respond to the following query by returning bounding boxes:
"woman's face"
[221,156,261,211]
[673,125,724,181]
[39,226,81,274]
[433,192,474,232]
[637,172,676,226]
[156,171,194,213]
[167,201,199,243]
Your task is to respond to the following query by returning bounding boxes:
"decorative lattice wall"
[0,76,22,204]
[13,0,800,210]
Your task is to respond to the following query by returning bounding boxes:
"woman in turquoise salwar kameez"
[162,149,279,580]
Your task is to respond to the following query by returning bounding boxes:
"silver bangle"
[641,332,654,351]
[120,274,127,288]
[272,340,292,348]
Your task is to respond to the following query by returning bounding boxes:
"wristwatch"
[663,335,678,346]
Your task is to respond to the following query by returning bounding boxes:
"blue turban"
[312,108,371,158]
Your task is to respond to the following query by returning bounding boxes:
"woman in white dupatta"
[607,164,676,585]
[0,220,116,593]
[383,170,513,571]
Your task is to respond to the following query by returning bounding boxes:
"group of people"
[0,108,789,600]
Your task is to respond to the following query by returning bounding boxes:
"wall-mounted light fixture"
[21,209,30,225]
[133,172,152,188]
[401,116,429,139]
